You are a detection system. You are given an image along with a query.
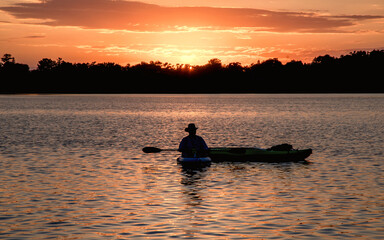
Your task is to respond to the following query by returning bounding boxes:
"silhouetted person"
[178,123,209,157]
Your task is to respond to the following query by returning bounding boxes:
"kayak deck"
[208,148,312,162]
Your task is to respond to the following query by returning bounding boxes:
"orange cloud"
[2,0,382,33]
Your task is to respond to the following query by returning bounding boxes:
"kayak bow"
[208,148,312,162]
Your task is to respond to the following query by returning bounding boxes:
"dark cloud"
[1,0,382,33]
[24,35,46,39]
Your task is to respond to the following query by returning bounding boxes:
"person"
[178,123,209,157]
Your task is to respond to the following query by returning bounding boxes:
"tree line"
[1,50,383,93]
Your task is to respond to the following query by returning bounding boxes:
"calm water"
[0,94,383,239]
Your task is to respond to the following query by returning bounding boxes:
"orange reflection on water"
[1,94,384,239]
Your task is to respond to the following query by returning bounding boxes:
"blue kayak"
[177,156,212,164]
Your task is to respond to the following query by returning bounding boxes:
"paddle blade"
[142,147,162,153]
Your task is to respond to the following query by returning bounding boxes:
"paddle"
[142,146,246,154]
[142,147,179,153]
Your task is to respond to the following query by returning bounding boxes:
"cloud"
[75,43,272,63]
[24,35,45,39]
[1,0,382,33]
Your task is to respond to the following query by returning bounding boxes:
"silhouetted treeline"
[1,50,384,93]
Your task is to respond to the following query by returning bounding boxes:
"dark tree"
[37,58,57,71]
[1,50,384,93]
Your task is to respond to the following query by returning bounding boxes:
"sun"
[179,54,197,64]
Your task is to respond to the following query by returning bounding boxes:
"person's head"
[185,123,198,136]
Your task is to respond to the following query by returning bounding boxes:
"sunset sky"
[1,0,383,67]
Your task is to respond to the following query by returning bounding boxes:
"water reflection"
[1,94,383,239]
[179,164,210,206]
[178,164,211,238]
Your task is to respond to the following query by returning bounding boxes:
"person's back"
[178,123,208,157]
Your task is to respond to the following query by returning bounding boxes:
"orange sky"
[1,0,383,67]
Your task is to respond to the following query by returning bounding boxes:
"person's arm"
[178,138,186,152]
[200,136,209,150]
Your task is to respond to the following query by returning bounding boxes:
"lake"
[0,94,383,239]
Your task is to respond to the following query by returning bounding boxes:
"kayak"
[208,148,312,162]
[177,156,212,164]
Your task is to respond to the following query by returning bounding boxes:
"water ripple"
[0,94,383,239]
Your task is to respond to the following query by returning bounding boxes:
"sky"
[0,0,383,67]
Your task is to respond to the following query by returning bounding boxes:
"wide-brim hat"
[185,123,198,132]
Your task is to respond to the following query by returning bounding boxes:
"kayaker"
[178,123,209,157]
